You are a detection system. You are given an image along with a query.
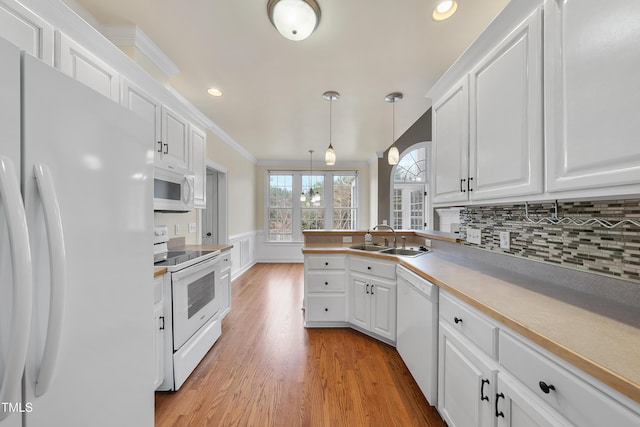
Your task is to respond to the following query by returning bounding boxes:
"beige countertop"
[302,243,640,404]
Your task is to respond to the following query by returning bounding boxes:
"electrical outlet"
[500,231,511,249]
[466,228,481,245]
[188,223,197,233]
[174,224,180,235]
[342,236,353,243]
[423,239,431,248]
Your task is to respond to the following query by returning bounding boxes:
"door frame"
[198,159,228,245]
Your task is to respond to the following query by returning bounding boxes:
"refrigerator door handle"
[0,157,33,421]
[33,164,67,398]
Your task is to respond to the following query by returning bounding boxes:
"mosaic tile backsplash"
[459,199,640,282]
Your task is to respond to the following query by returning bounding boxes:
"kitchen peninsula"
[302,229,640,425]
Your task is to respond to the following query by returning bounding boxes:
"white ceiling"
[65,0,510,163]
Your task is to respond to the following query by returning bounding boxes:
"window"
[268,175,293,241]
[267,171,358,241]
[392,146,429,230]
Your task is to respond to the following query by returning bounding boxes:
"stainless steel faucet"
[373,224,397,248]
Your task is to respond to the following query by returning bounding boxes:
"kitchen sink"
[349,244,388,251]
[379,247,431,257]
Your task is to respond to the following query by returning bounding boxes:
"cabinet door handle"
[454,317,463,324]
[495,392,505,418]
[468,177,474,192]
[371,284,374,295]
[159,316,165,330]
[163,143,168,154]
[366,284,370,294]
[157,141,163,153]
[539,381,556,394]
[460,178,467,193]
[481,379,490,401]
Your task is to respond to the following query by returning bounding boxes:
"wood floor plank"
[155,263,446,427]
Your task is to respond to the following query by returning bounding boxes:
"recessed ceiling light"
[432,0,458,21]
[207,88,223,97]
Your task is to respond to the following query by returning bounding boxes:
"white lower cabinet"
[349,256,397,342]
[304,254,347,325]
[153,273,167,390]
[496,372,572,427]
[439,291,640,427]
[215,251,232,319]
[499,330,640,427]
[438,321,497,427]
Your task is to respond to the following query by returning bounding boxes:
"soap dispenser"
[364,229,372,245]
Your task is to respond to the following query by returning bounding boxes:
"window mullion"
[292,171,303,241]
[324,172,333,230]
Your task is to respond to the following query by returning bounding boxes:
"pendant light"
[386,92,403,165]
[267,0,321,41]
[323,90,340,166]
[300,149,321,203]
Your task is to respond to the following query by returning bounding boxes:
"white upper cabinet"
[469,8,543,201]
[544,0,640,193]
[0,0,53,65]
[121,79,162,137]
[189,125,207,208]
[55,31,120,102]
[159,106,189,170]
[433,76,470,204]
[432,7,543,205]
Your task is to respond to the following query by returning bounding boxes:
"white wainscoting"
[254,233,304,263]
[228,231,257,280]
[229,231,305,280]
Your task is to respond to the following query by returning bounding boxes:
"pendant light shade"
[325,143,336,165]
[323,90,340,166]
[386,92,403,165]
[388,146,400,165]
[267,0,321,41]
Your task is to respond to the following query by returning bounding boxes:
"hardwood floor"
[155,263,446,427]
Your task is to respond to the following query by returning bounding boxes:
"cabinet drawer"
[499,330,640,427]
[306,295,346,322]
[350,256,396,280]
[217,253,231,271]
[306,255,346,270]
[307,272,345,292]
[439,292,497,358]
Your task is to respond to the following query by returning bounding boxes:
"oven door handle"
[171,253,220,282]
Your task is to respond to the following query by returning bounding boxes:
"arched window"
[392,145,429,230]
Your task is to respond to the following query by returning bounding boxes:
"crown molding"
[104,25,179,79]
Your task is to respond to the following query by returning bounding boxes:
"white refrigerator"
[0,37,155,426]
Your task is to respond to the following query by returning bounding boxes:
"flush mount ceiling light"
[386,92,403,165]
[267,0,321,41]
[323,90,339,166]
[432,0,458,21]
[207,88,223,97]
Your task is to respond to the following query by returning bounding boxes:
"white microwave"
[154,166,195,212]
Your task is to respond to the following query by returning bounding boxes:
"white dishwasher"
[396,265,439,406]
